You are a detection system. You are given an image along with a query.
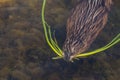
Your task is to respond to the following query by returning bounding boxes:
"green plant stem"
[46,22,63,54]
[75,33,120,58]
[41,0,62,56]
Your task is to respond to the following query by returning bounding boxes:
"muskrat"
[63,0,113,61]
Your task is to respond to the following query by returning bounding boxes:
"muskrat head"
[63,47,85,61]
[63,50,75,62]
[63,38,88,61]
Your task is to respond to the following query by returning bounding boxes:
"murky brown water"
[0,0,120,80]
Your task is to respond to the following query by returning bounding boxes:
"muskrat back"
[63,0,112,61]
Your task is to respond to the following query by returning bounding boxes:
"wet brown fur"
[63,0,112,61]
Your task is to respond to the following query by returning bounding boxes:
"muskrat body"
[63,0,112,61]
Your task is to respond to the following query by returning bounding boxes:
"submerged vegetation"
[42,0,120,61]
[0,0,120,80]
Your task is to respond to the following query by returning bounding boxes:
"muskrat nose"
[63,52,73,62]
[63,53,70,61]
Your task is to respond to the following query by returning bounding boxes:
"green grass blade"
[45,22,63,54]
[75,33,120,58]
[41,0,62,57]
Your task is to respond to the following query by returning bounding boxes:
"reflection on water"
[0,0,120,80]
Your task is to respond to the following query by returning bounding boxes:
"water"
[0,0,120,80]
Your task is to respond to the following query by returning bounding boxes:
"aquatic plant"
[41,0,120,61]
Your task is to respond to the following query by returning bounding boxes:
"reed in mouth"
[42,0,120,62]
